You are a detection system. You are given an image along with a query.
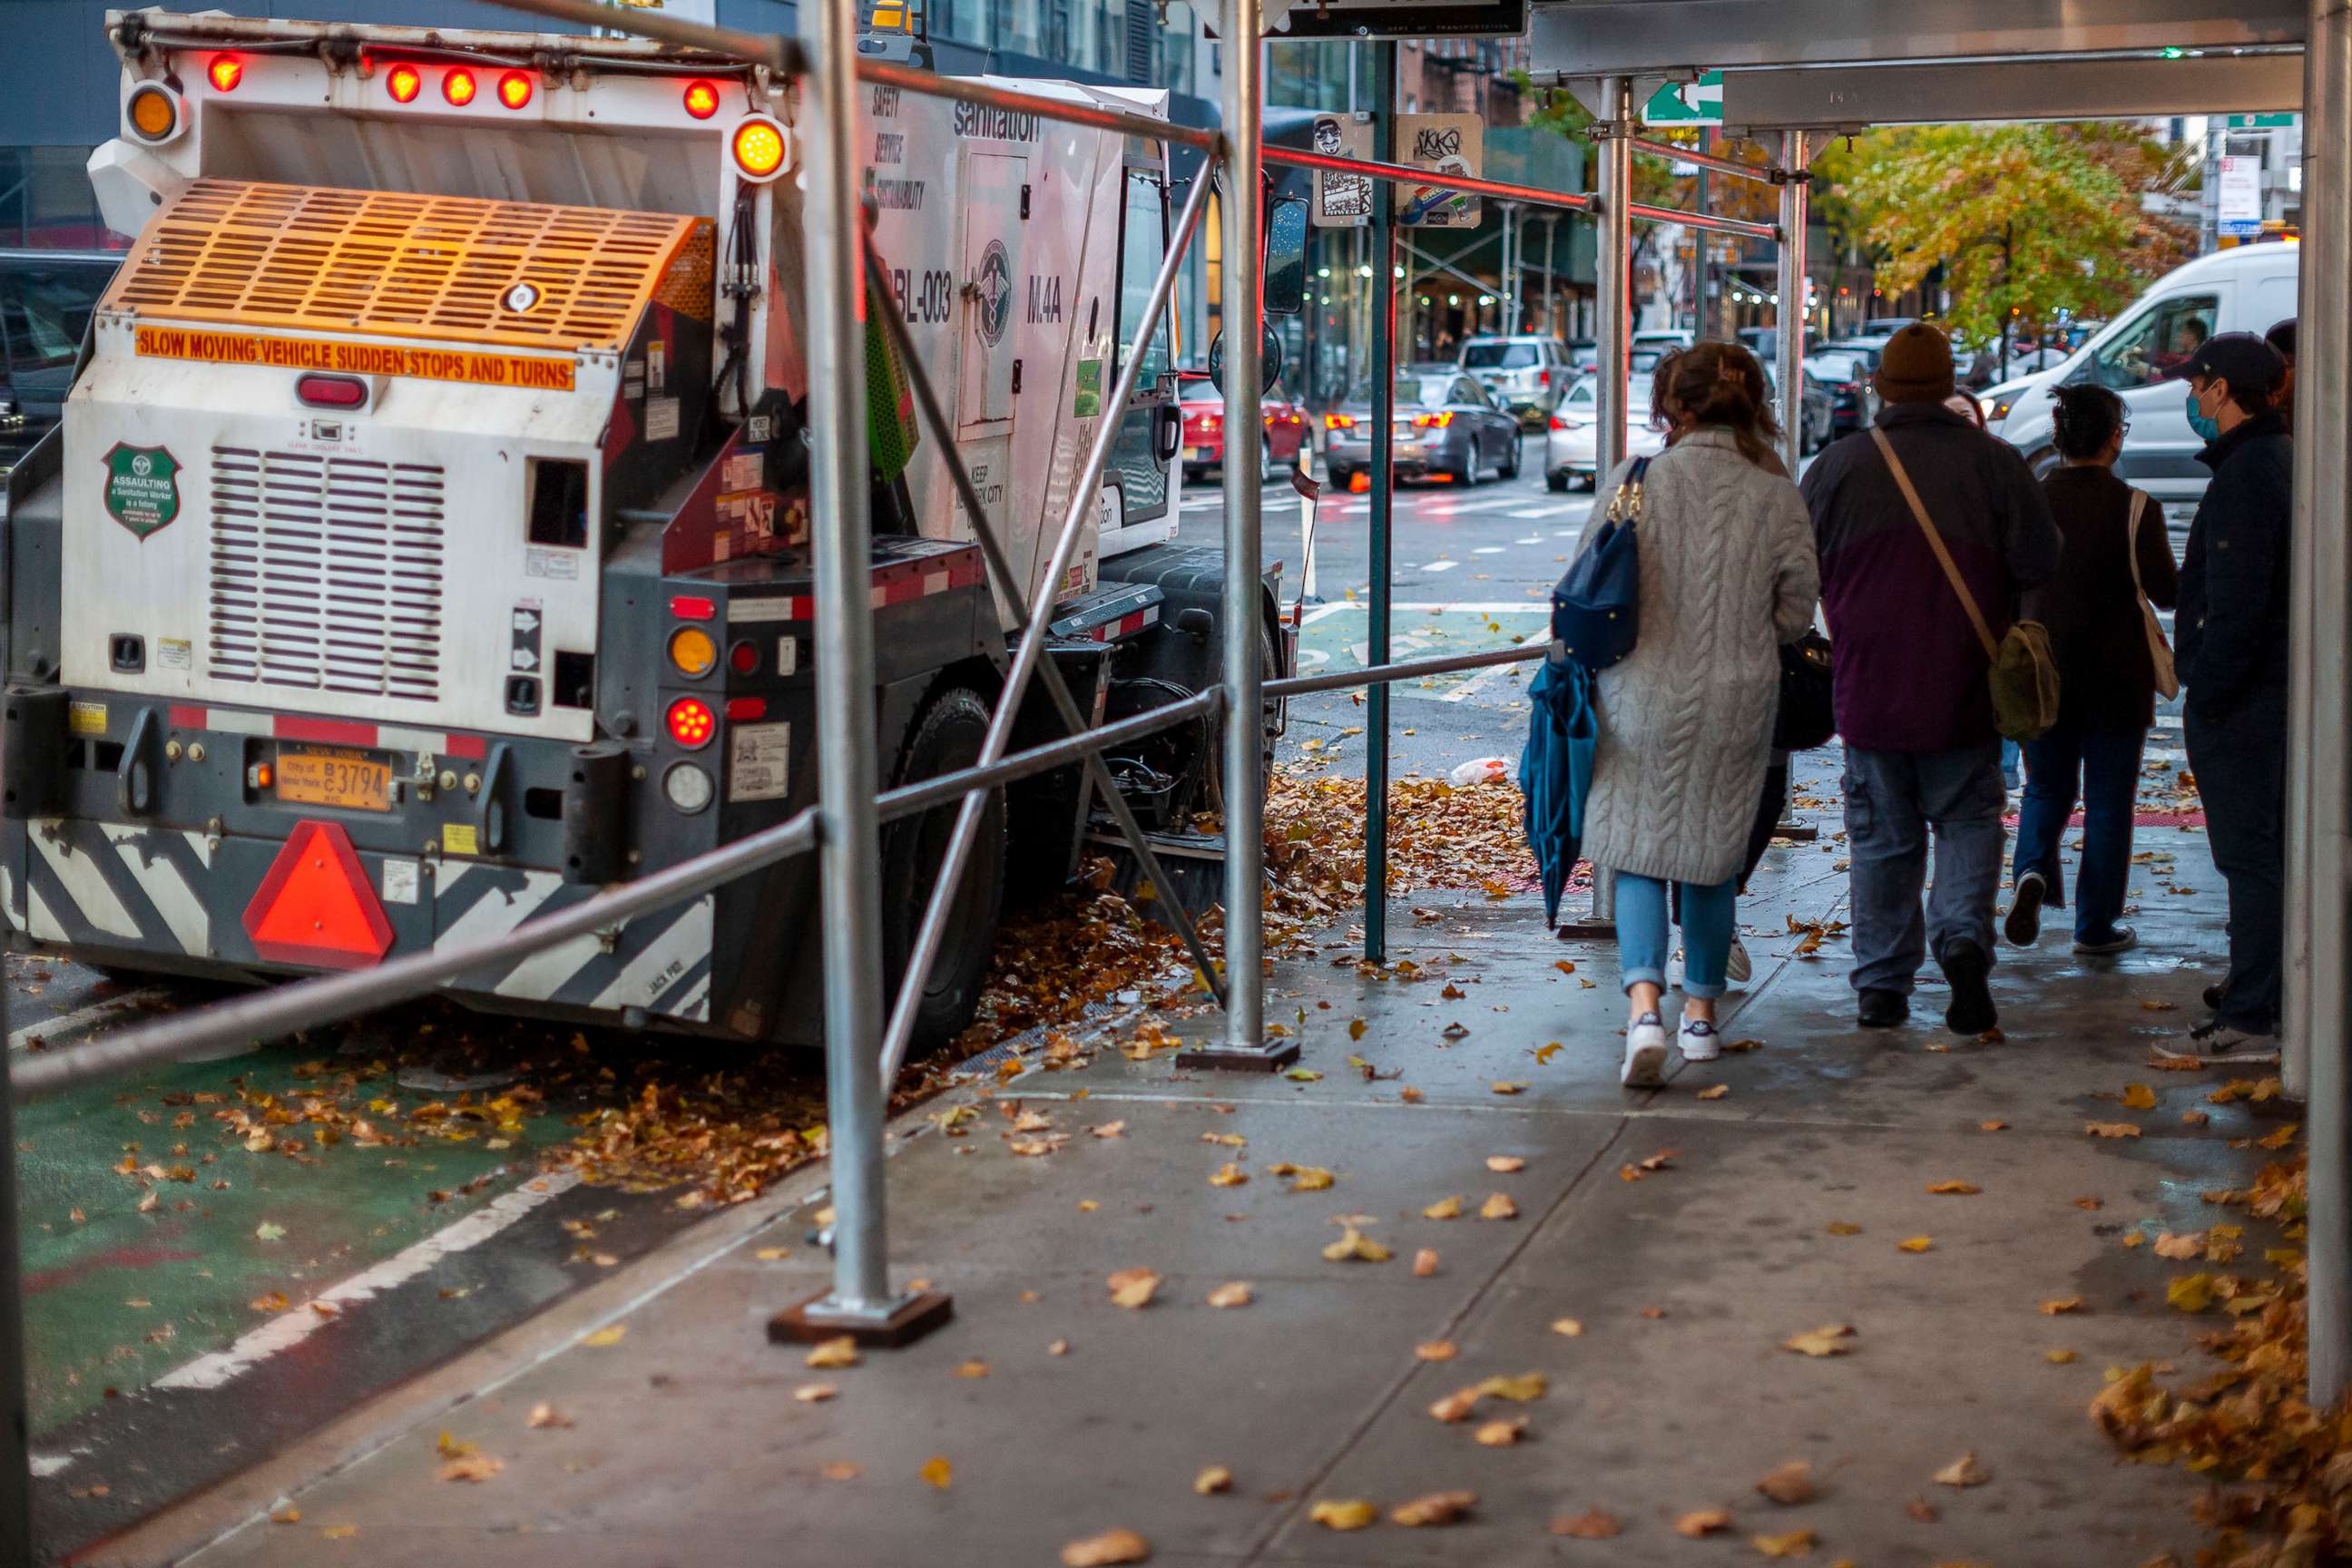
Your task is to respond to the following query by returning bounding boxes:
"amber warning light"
[732,116,788,182]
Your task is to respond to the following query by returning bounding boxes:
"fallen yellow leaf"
[1825,1221,1863,1236]
[270,1504,301,1524]
[320,1524,358,1540]
[436,1430,476,1459]
[580,1325,627,1348]
[1415,1340,1457,1361]
[2045,1348,2077,1364]
[1413,1248,1440,1277]
[1978,1119,2007,1132]
[1781,1324,1856,1357]
[1926,1181,1981,1195]
[1552,1508,1622,1539]
[1897,1236,1934,1254]
[526,1402,573,1428]
[1552,1317,1584,1338]
[1677,1508,1733,1537]
[1323,1227,1391,1263]
[1393,1489,1477,1526]
[1108,1268,1161,1308]
[1428,1387,1481,1422]
[1757,1460,1816,1504]
[1475,1371,1548,1401]
[1491,1082,1527,1096]
[1059,1527,1151,1566]
[1424,1195,1465,1220]
[2258,1123,2300,1151]
[1194,1465,1234,1495]
[2153,1231,2204,1260]
[1479,1192,1519,1220]
[2122,1083,2159,1111]
[955,1359,990,1378]
[1698,1083,1731,1101]
[819,1461,861,1481]
[920,1455,953,1489]
[1309,1499,1378,1531]
[1933,1451,1991,1487]
[437,1456,503,1484]
[1474,1417,1526,1446]
[1752,1527,1818,1558]
[2168,1273,2217,1312]
[2040,1298,2085,1316]
[1208,1161,1249,1187]
[805,1336,861,1368]
[2073,1196,2104,1210]
[2084,1122,2143,1139]
[755,1247,792,1261]
[1486,1155,1526,1173]
[794,1384,838,1403]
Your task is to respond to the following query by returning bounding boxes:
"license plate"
[276,748,393,812]
[1185,446,1209,461]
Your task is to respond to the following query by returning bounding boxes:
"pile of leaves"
[1263,771,1535,916]
[2090,1148,2352,1564]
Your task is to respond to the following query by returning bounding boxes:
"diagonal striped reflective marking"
[25,881,64,945]
[32,826,141,940]
[104,826,206,955]
[590,899,713,1014]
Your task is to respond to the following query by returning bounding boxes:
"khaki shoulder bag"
[1869,426,2059,743]
[2126,487,2181,701]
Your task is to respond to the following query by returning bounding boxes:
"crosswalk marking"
[1421,560,1461,573]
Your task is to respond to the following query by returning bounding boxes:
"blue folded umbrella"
[1520,652,1597,926]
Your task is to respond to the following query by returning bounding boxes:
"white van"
[1994,244,2298,498]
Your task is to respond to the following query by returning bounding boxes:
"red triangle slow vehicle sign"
[241,820,396,969]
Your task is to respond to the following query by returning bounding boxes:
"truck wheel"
[879,686,1005,1055]
[1205,622,1282,817]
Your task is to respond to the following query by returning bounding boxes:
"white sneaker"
[1622,1014,1670,1087]
[1725,937,1752,985]
[1679,1016,1720,1062]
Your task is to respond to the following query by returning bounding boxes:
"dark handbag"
[1773,631,1836,751]
[1551,456,1649,670]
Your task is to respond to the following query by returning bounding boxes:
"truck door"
[957,151,1026,435]
[2082,284,2230,492]
[1103,163,1176,551]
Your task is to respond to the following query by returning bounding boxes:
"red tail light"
[295,373,368,409]
[387,64,423,103]
[1324,413,1357,430]
[683,81,720,119]
[1414,411,1455,428]
[669,594,717,622]
[497,72,534,110]
[1548,414,1568,431]
[667,697,717,749]
[724,697,768,721]
[442,68,477,106]
[1538,368,1552,387]
[208,55,244,92]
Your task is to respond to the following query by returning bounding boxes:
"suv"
[0,248,122,470]
[1457,335,1571,429]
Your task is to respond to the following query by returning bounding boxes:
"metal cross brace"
[856,220,1230,1019]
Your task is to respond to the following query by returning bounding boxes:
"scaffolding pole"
[1364,40,1398,966]
[1774,130,1809,477]
[2296,0,2352,1405]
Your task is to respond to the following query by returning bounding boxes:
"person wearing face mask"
[2163,332,2293,1065]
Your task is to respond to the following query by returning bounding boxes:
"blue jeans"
[1843,742,2007,995]
[2013,724,2144,944]
[2186,694,2286,1031]
[1617,872,1738,1000]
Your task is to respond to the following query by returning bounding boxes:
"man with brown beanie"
[1799,325,2061,1034]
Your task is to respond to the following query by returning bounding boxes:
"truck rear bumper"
[5,814,718,1026]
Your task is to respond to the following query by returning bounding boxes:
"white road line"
[1509,507,1567,519]
[1298,603,1355,628]
[1514,534,1544,544]
[1420,560,1461,573]
[1444,629,1552,702]
[6,986,172,1054]
[1473,545,1506,554]
[152,1171,583,1393]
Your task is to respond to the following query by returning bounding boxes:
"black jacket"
[2029,466,2180,733]
[2177,412,2293,711]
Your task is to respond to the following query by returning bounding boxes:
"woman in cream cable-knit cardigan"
[1570,343,1819,1087]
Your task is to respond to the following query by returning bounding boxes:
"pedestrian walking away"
[1572,343,1819,1086]
[2165,331,2293,1065]
[2266,318,2297,437]
[1799,324,2062,1034]
[2005,383,2179,959]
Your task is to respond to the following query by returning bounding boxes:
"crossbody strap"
[1868,426,1999,661]
[2125,486,2154,599]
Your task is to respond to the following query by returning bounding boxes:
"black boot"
[1857,988,1909,1028]
[1942,939,1997,1035]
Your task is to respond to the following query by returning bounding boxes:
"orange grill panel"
[103,179,705,352]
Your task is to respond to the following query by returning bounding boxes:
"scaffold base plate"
[1774,821,1819,842]
[1173,1039,1302,1073]
[768,1289,955,1348]
[1555,920,1616,940]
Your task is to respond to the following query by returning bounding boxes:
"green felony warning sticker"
[103,443,181,539]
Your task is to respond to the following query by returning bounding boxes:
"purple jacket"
[1798,404,2061,753]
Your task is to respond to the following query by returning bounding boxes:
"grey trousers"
[1841,741,2007,995]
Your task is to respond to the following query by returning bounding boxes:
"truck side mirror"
[1263,196,1308,318]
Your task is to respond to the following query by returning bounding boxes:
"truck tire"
[879,686,1005,1054]
[1205,622,1282,815]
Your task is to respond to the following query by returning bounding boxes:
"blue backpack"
[1552,456,1649,670]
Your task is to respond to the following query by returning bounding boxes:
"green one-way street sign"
[1644,72,1722,126]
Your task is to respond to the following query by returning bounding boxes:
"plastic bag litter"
[1448,757,1513,789]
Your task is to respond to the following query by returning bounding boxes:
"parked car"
[1844,316,1917,342]
[0,248,122,470]
[1805,340,1885,439]
[1176,369,1309,480]
[1994,243,2298,497]
[1325,370,1524,488]
[1563,337,1597,372]
[1633,328,1695,353]
[1544,372,1668,492]
[1457,334,1573,429]
[1759,362,1836,456]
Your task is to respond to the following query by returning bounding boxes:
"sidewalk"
[103,799,2284,1568]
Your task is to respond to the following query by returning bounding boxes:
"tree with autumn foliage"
[1810,122,2199,351]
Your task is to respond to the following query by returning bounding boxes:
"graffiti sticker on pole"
[1396,113,1482,228]
[1311,113,1375,228]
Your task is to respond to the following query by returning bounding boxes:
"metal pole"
[877,171,1214,1087]
[1365,39,1398,967]
[778,0,929,1343]
[1774,130,1810,477]
[1541,214,1556,338]
[1693,138,1709,335]
[2297,0,2352,1405]
[1595,76,1633,479]
[1197,0,1283,1068]
[1,975,30,1568]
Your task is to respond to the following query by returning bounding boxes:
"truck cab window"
[1115,168,1172,387]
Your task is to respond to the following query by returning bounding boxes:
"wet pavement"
[93,778,2273,1568]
